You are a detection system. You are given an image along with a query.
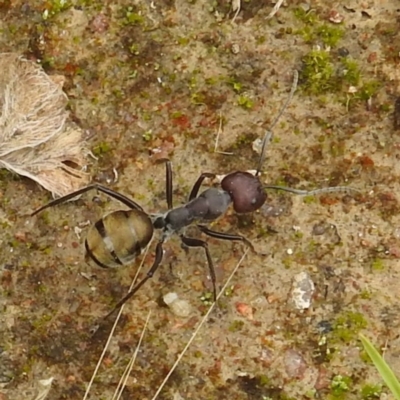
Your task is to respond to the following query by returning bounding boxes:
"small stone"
[163,292,191,317]
[290,271,315,310]
[231,43,240,54]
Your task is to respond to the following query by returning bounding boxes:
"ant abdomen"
[221,171,267,213]
[85,209,154,268]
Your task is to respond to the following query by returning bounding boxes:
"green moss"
[294,8,344,47]
[357,80,380,101]
[258,374,270,386]
[237,94,254,109]
[293,231,304,240]
[360,383,382,399]
[42,0,71,20]
[200,291,213,306]
[234,133,256,147]
[303,195,316,204]
[282,257,292,269]
[300,49,335,94]
[330,375,352,397]
[190,92,206,104]
[92,142,112,156]
[332,311,368,343]
[226,77,243,93]
[177,36,190,46]
[371,258,385,271]
[228,320,244,332]
[293,8,319,25]
[32,314,53,331]
[193,350,202,358]
[341,58,361,86]
[315,24,344,47]
[360,289,372,299]
[20,259,31,268]
[128,43,140,55]
[123,6,145,25]
[224,285,235,297]
[142,130,153,141]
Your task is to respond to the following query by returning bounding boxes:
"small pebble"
[231,43,240,54]
[163,292,191,317]
[290,271,315,310]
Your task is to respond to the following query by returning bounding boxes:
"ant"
[31,71,356,319]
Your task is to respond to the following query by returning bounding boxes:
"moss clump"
[341,58,361,86]
[123,6,145,25]
[92,141,112,156]
[228,320,244,332]
[237,94,254,109]
[300,49,380,104]
[301,49,335,94]
[360,384,382,399]
[330,375,353,398]
[200,291,213,306]
[371,258,385,271]
[42,0,72,20]
[315,24,344,48]
[331,311,368,343]
[294,8,344,47]
[357,80,380,101]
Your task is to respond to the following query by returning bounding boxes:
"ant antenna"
[256,70,299,176]
[263,185,361,196]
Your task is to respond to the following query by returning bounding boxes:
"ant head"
[221,171,267,213]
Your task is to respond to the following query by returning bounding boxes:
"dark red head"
[221,171,267,213]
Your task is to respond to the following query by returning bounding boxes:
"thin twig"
[151,248,249,400]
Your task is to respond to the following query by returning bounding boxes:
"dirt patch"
[1,1,400,399]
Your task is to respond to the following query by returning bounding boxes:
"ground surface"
[1,1,400,399]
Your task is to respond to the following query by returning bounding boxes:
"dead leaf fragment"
[0,53,90,196]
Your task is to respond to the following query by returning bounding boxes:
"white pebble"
[163,292,191,317]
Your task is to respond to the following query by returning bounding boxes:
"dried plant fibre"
[0,53,90,196]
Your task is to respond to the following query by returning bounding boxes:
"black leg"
[188,173,215,201]
[165,160,173,210]
[180,234,217,301]
[155,158,174,209]
[31,183,144,216]
[197,224,255,252]
[104,240,165,319]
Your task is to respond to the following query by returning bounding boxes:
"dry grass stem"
[112,310,152,400]
[231,0,241,23]
[266,0,285,20]
[214,112,234,156]
[32,377,54,400]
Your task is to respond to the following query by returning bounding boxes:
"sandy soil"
[1,1,400,399]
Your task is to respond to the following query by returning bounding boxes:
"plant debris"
[0,53,90,196]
